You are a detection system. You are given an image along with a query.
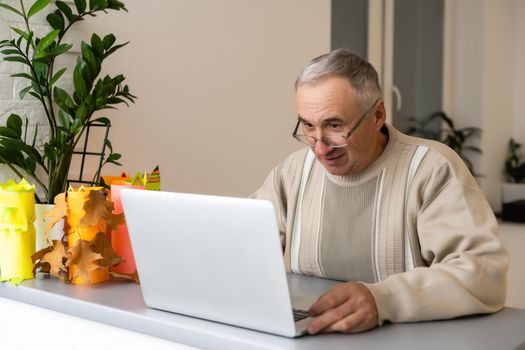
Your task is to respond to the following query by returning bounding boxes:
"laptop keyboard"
[293,308,310,322]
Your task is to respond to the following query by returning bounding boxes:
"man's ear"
[374,100,387,130]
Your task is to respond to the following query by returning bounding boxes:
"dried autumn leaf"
[42,240,69,279]
[66,239,104,283]
[80,190,110,227]
[32,246,53,276]
[32,241,69,281]
[80,190,124,228]
[44,193,68,237]
[110,271,140,284]
[90,232,122,268]
[31,245,53,264]
[106,211,124,229]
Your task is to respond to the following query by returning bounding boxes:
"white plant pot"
[35,204,65,251]
[501,182,525,203]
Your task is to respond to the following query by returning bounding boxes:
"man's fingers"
[307,300,354,335]
[320,311,364,334]
[307,282,379,335]
[309,285,349,316]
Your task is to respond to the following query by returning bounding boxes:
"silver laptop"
[120,189,317,337]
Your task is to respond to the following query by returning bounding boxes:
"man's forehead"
[297,114,347,123]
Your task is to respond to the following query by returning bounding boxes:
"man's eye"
[301,121,314,128]
[328,123,343,129]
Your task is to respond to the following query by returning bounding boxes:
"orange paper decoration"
[67,187,109,284]
[110,184,145,274]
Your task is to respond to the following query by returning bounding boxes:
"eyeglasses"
[292,98,380,149]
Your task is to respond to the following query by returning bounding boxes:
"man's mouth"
[325,153,344,162]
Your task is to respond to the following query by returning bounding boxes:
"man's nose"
[313,137,333,156]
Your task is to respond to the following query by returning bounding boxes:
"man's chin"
[321,162,350,176]
[320,155,351,176]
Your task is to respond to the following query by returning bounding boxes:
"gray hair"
[295,48,382,113]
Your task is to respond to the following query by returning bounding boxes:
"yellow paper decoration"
[0,179,36,284]
[122,166,160,190]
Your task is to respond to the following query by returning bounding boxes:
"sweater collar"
[323,124,400,186]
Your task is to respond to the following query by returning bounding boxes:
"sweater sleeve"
[364,179,509,324]
[250,166,288,248]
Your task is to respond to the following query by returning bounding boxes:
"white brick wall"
[0,0,79,186]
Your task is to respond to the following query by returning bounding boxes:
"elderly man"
[253,49,508,334]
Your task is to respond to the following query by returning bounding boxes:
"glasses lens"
[324,135,347,148]
[294,135,316,146]
[294,134,348,148]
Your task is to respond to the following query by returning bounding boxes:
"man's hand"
[307,281,379,334]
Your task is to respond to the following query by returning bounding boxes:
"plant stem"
[18,0,31,39]
[47,144,74,202]
[14,46,57,139]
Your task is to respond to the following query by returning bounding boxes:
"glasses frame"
[292,97,381,149]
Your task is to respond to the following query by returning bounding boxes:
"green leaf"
[44,43,73,58]
[73,59,88,99]
[74,0,87,14]
[29,91,41,100]
[33,61,49,82]
[106,153,122,166]
[25,31,34,55]
[81,42,99,77]
[107,0,126,11]
[3,55,29,65]
[6,114,23,137]
[58,110,72,128]
[1,49,21,55]
[102,34,116,49]
[70,117,83,135]
[11,73,34,80]
[90,34,104,57]
[0,127,20,139]
[103,42,129,58]
[107,153,121,161]
[25,156,37,173]
[28,0,52,18]
[46,12,64,31]
[10,27,29,40]
[89,0,107,11]
[75,101,88,122]
[19,86,33,100]
[55,1,73,21]
[0,3,23,17]
[80,60,93,88]
[49,67,67,87]
[105,138,113,152]
[36,29,59,53]
[54,87,76,113]
[44,143,58,163]
[92,117,110,126]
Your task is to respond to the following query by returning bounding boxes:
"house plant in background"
[406,111,482,176]
[501,138,525,222]
[0,0,136,283]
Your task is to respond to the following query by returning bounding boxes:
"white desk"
[1,273,525,350]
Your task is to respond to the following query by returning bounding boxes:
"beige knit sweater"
[253,124,508,324]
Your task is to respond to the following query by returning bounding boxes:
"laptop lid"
[121,190,298,337]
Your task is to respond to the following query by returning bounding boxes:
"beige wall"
[443,0,525,211]
[80,0,330,196]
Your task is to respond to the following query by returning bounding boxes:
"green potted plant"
[406,111,482,176]
[0,0,136,205]
[501,138,525,222]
